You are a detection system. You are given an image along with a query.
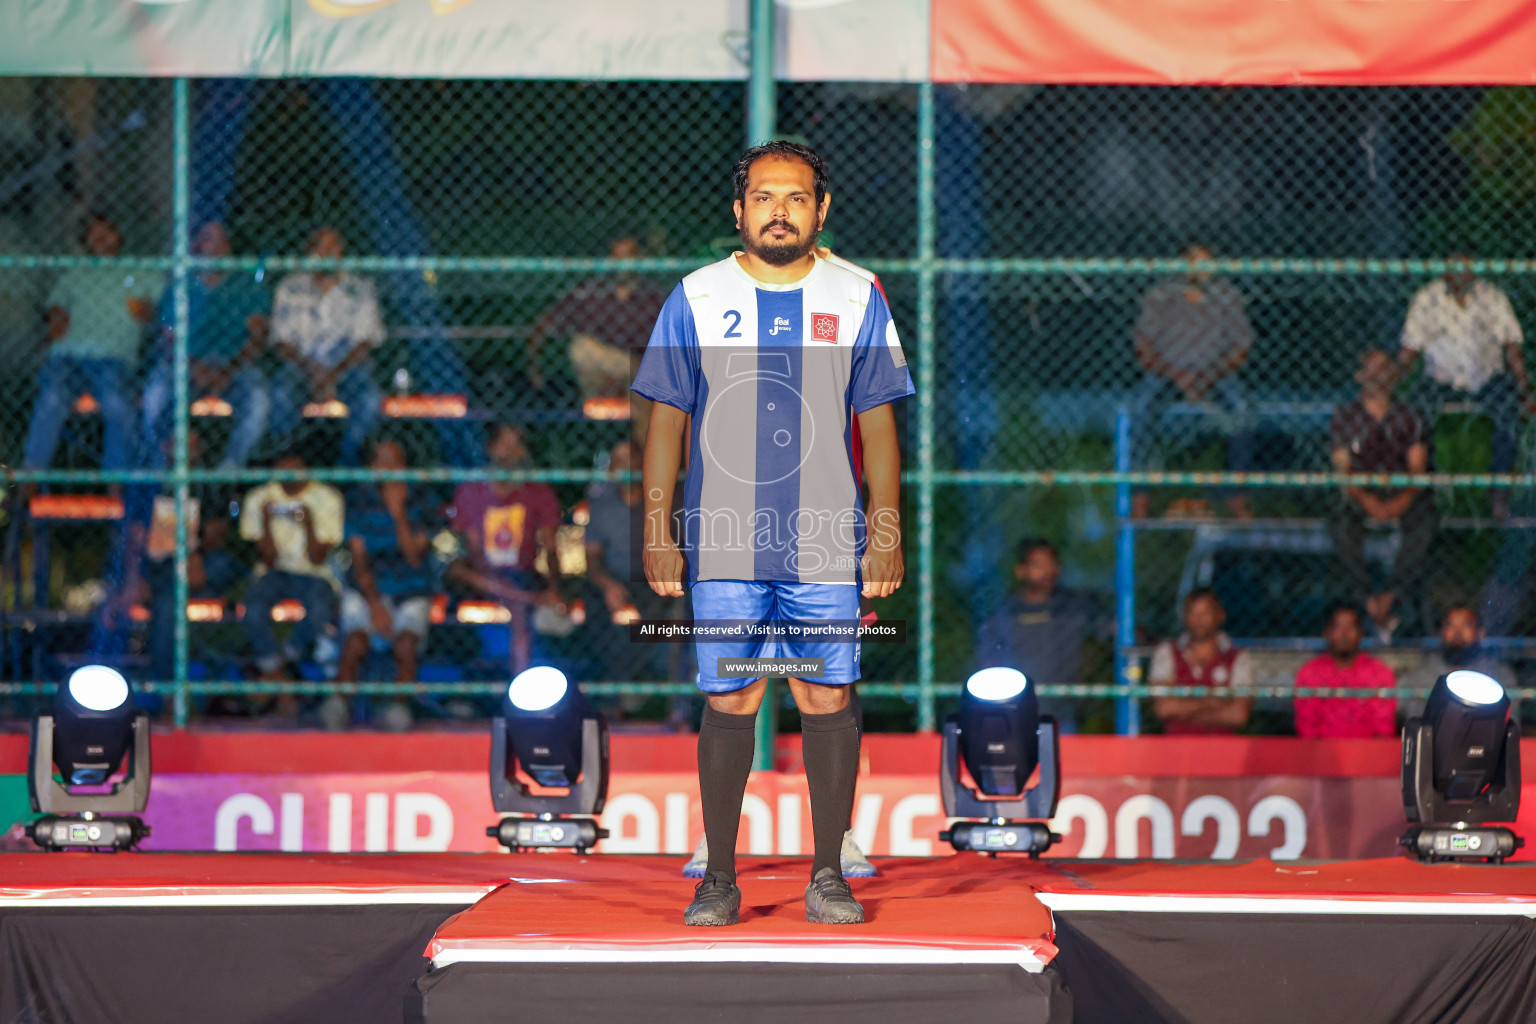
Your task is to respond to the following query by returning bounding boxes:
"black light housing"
[488,667,609,852]
[1401,670,1523,863]
[29,666,152,851]
[939,668,1061,856]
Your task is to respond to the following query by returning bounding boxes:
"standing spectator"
[448,423,562,676]
[976,538,1111,733]
[1400,604,1517,719]
[1329,350,1436,639]
[143,221,272,469]
[1293,604,1397,739]
[270,226,383,465]
[1130,242,1254,519]
[1399,253,1531,489]
[24,213,161,478]
[240,452,343,705]
[1149,588,1254,734]
[335,438,445,730]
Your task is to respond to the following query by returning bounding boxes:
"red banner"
[7,734,1532,861]
[933,0,1536,85]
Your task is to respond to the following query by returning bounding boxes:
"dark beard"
[740,220,819,267]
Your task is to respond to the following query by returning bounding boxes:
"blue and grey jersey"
[631,254,914,585]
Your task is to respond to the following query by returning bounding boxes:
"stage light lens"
[1446,670,1504,706]
[966,667,1028,702]
[67,665,130,713]
[508,667,569,712]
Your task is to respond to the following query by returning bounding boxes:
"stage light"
[508,665,569,715]
[960,667,1040,797]
[938,668,1060,856]
[966,666,1029,702]
[487,667,609,853]
[1401,670,1523,863]
[29,666,152,851]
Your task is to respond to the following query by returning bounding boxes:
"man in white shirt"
[1398,254,1532,479]
[271,226,385,465]
[239,452,345,691]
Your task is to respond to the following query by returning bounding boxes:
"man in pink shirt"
[1294,604,1398,739]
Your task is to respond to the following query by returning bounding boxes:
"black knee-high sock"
[699,705,757,884]
[845,687,863,831]
[802,705,860,878]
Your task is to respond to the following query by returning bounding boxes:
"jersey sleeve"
[351,279,385,346]
[270,278,300,345]
[239,484,267,542]
[1399,288,1432,352]
[312,486,345,547]
[1489,285,1524,346]
[848,285,915,414]
[630,283,700,413]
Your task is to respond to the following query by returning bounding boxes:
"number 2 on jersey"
[722,310,742,338]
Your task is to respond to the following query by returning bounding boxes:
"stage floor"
[0,851,509,907]
[426,854,1057,969]
[7,851,1536,1023]
[1031,855,1536,915]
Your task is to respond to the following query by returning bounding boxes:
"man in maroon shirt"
[1150,589,1254,734]
[448,423,563,673]
[1329,349,1436,638]
[1294,603,1398,739]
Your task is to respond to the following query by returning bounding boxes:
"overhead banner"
[0,0,927,81]
[932,0,1536,85]
[0,0,289,78]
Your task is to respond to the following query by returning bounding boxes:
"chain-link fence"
[1,78,1535,732]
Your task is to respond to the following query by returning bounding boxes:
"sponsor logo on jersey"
[769,316,792,336]
[811,312,839,343]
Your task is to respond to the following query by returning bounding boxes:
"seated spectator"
[271,226,383,466]
[1400,604,1517,719]
[584,439,683,686]
[526,235,667,404]
[1399,253,1531,492]
[239,452,343,712]
[1150,589,1253,733]
[335,438,445,731]
[1294,603,1397,739]
[120,432,242,694]
[976,537,1111,733]
[1329,350,1436,640]
[448,423,562,675]
[24,213,162,480]
[1130,242,1253,519]
[143,221,272,469]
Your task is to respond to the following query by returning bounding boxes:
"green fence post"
[755,679,775,774]
[915,82,937,731]
[747,0,776,147]
[748,0,777,768]
[171,78,191,728]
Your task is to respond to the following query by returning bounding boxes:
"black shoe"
[804,867,864,925]
[684,873,741,927]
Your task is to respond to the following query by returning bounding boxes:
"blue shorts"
[691,580,861,693]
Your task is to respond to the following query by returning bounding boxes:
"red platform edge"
[0,732,1454,778]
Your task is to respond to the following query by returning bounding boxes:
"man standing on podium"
[634,142,913,927]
